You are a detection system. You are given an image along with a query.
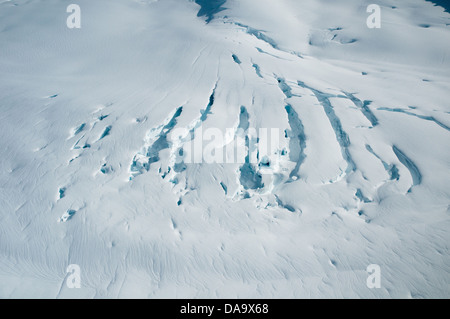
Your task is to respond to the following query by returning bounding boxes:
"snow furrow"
[238,106,263,190]
[130,106,183,178]
[343,92,378,127]
[233,22,279,49]
[378,107,450,132]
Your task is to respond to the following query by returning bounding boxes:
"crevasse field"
[0,0,449,298]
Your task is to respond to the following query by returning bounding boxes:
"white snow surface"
[0,0,449,298]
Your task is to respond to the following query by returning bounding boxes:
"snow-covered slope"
[0,0,449,298]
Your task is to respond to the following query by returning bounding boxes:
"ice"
[0,0,449,298]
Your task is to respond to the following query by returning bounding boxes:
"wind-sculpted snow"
[0,0,449,299]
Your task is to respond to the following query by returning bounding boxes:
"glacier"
[0,0,449,298]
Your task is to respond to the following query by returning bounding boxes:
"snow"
[0,0,449,298]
